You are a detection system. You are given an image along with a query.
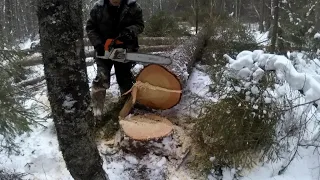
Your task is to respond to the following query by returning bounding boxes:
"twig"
[280,97,320,112]
[42,163,48,180]
[175,148,191,170]
[278,107,306,175]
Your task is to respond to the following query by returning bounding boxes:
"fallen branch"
[17,76,45,87]
[298,140,320,147]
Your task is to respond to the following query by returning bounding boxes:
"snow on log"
[163,30,208,87]
[224,50,320,109]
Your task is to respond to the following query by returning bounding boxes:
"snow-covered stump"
[100,125,193,180]
[118,125,190,160]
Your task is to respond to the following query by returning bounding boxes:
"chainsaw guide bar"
[96,48,172,65]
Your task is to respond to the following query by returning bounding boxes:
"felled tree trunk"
[37,0,108,180]
[118,29,208,119]
[96,23,208,175]
[163,28,208,87]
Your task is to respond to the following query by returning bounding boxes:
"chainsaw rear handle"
[104,38,124,51]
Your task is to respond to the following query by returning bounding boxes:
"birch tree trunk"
[37,0,108,179]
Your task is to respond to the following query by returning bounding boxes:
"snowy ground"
[2,30,320,179]
[0,56,214,179]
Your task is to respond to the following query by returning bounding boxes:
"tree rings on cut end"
[119,114,174,141]
[134,64,182,110]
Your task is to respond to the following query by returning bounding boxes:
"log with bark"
[117,29,208,140]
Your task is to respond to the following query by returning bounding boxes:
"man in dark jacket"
[86,0,144,95]
[86,0,144,118]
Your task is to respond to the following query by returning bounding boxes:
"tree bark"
[265,0,272,30]
[164,29,207,86]
[36,0,108,180]
[4,0,13,45]
[315,1,320,31]
[259,0,265,32]
[270,0,279,53]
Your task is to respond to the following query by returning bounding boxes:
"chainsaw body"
[95,38,172,65]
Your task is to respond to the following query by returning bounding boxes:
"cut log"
[118,30,208,117]
[124,64,182,110]
[117,30,208,141]
[119,114,174,141]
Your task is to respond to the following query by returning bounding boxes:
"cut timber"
[119,64,182,118]
[126,64,182,109]
[119,29,207,117]
[119,114,174,141]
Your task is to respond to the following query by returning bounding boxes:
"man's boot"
[91,72,110,121]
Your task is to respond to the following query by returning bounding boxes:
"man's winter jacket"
[85,0,144,51]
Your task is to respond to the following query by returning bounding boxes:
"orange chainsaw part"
[104,39,123,50]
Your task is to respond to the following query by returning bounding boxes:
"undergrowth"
[0,169,26,180]
[0,50,38,154]
[143,11,190,37]
[201,17,258,67]
[190,69,284,173]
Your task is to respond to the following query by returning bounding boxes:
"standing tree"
[37,0,108,179]
[270,0,279,53]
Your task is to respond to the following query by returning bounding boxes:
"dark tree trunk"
[259,0,265,32]
[37,0,108,180]
[316,1,320,31]
[270,0,279,53]
[5,0,13,45]
[264,0,272,30]
[195,0,199,34]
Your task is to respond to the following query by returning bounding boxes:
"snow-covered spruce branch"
[223,50,320,110]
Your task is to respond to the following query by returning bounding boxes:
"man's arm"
[125,4,145,37]
[85,5,102,47]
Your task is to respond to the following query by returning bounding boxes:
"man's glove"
[119,28,134,41]
[94,44,105,56]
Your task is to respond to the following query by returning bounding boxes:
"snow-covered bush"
[190,50,308,175]
[192,67,283,172]
[0,51,37,154]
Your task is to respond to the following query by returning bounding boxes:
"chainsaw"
[95,38,172,65]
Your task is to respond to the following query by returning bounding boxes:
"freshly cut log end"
[133,64,182,110]
[119,114,174,141]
